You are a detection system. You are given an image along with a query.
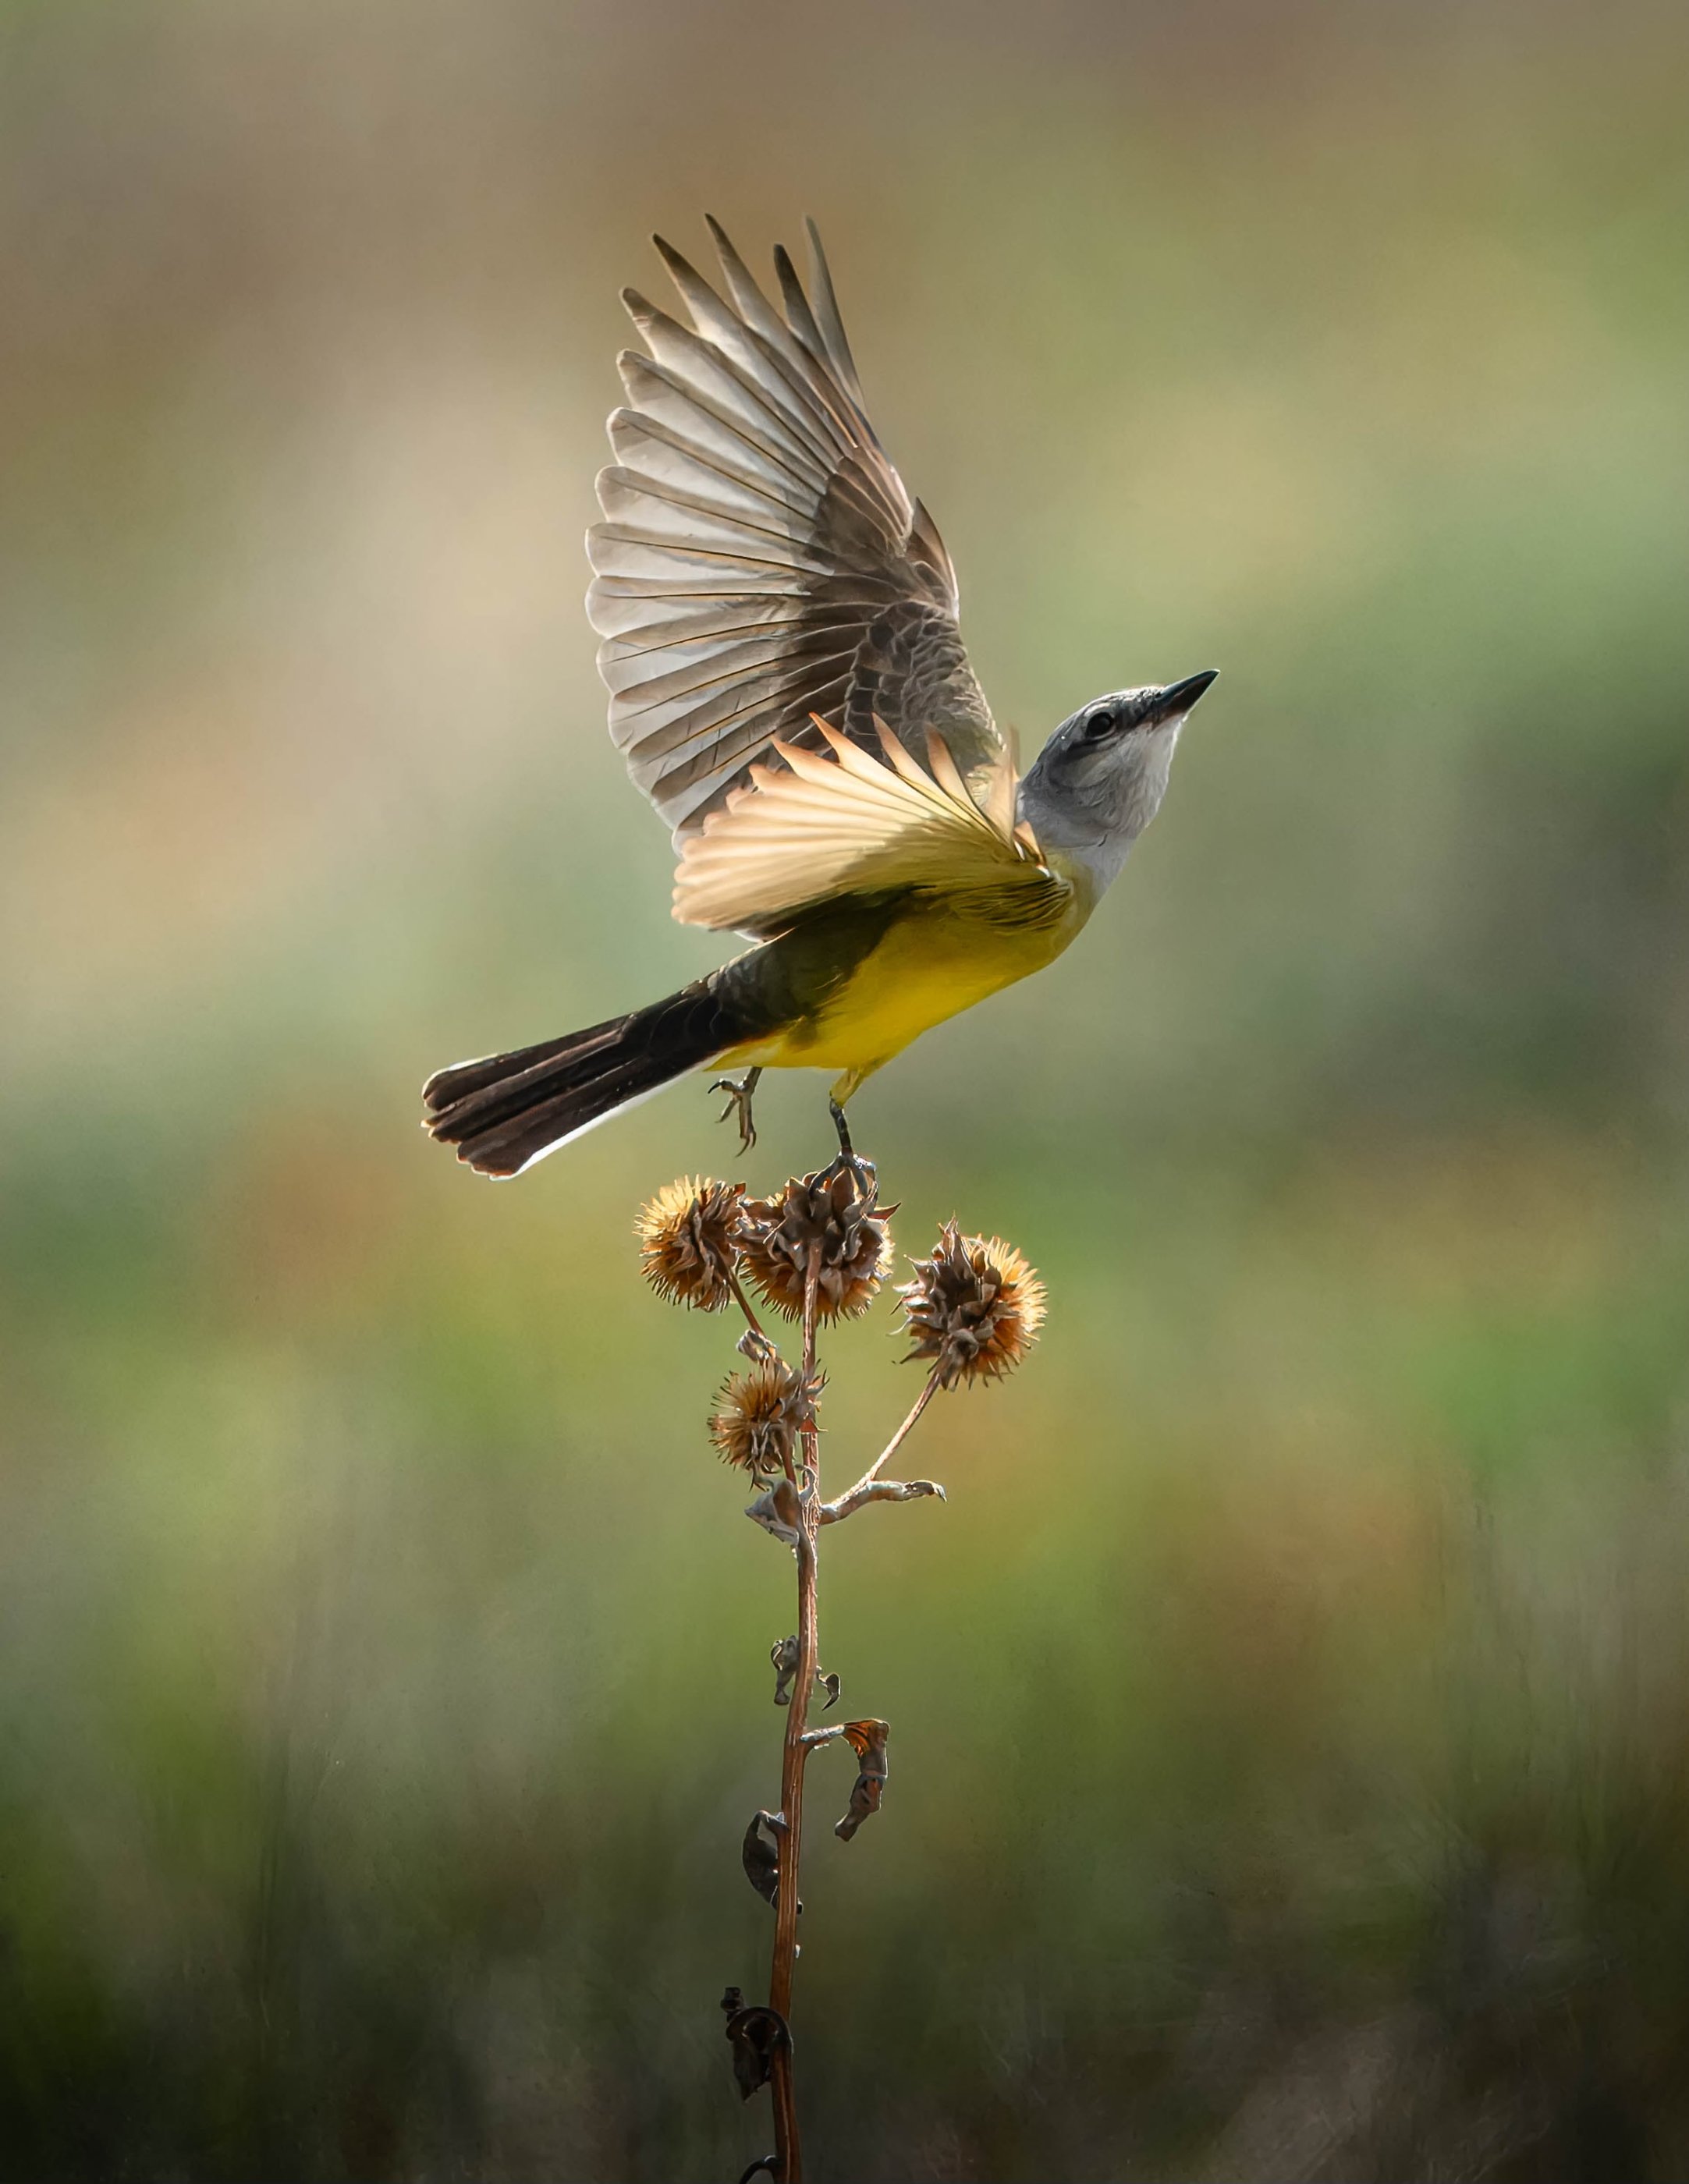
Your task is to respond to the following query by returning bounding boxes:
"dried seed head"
[738,1166,892,1323]
[709,1356,817,1477]
[636,1177,745,1311]
[899,1223,1046,1389]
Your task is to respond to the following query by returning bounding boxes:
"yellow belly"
[715,894,1084,1095]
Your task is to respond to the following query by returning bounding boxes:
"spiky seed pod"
[738,1167,892,1323]
[636,1177,746,1311]
[709,1357,817,1478]
[898,1223,1046,1389]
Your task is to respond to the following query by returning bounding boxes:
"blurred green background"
[3,2,1687,2178]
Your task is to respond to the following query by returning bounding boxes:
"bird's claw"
[710,1071,759,1152]
[827,1153,875,1199]
[825,1097,874,1197]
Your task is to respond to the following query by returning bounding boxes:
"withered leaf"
[719,1988,790,2102]
[842,1718,889,1765]
[745,1478,801,1548]
[741,1810,800,1913]
[835,1718,890,1842]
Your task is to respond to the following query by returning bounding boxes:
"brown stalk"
[820,1475,945,1525]
[823,1363,944,1514]
[637,1170,1044,2173]
[766,1239,822,2181]
[628,1165,1052,2176]
[727,1267,768,1344]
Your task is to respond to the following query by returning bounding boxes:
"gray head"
[1019,669,1218,892]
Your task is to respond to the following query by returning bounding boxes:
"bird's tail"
[422,979,745,1178]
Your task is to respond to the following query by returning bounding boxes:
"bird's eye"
[1083,708,1115,740]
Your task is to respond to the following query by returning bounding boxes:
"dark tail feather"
[423,980,743,1178]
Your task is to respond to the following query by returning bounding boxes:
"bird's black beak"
[1148,669,1219,725]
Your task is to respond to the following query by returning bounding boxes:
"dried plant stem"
[821,1477,944,1525]
[727,1268,768,1342]
[767,1243,822,2182]
[827,1363,944,1511]
[634,1167,1044,2172]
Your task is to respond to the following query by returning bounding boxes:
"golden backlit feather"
[671,716,1061,936]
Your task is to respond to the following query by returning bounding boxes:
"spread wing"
[587,218,1004,838]
[672,717,1070,939]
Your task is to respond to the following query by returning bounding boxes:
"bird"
[422,218,1217,1179]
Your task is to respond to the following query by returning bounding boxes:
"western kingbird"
[424,219,1216,1177]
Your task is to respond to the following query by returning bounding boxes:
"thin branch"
[766,1240,822,2183]
[825,1363,945,1513]
[727,1267,768,1344]
[821,1478,946,1525]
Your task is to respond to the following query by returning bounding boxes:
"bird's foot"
[826,1097,875,1198]
[710,1067,761,1153]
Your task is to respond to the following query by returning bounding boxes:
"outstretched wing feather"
[672,722,1065,936]
[588,222,1002,838]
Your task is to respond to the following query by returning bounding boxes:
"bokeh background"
[3,2,1687,2178]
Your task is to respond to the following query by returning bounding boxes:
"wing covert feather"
[672,718,1068,938]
